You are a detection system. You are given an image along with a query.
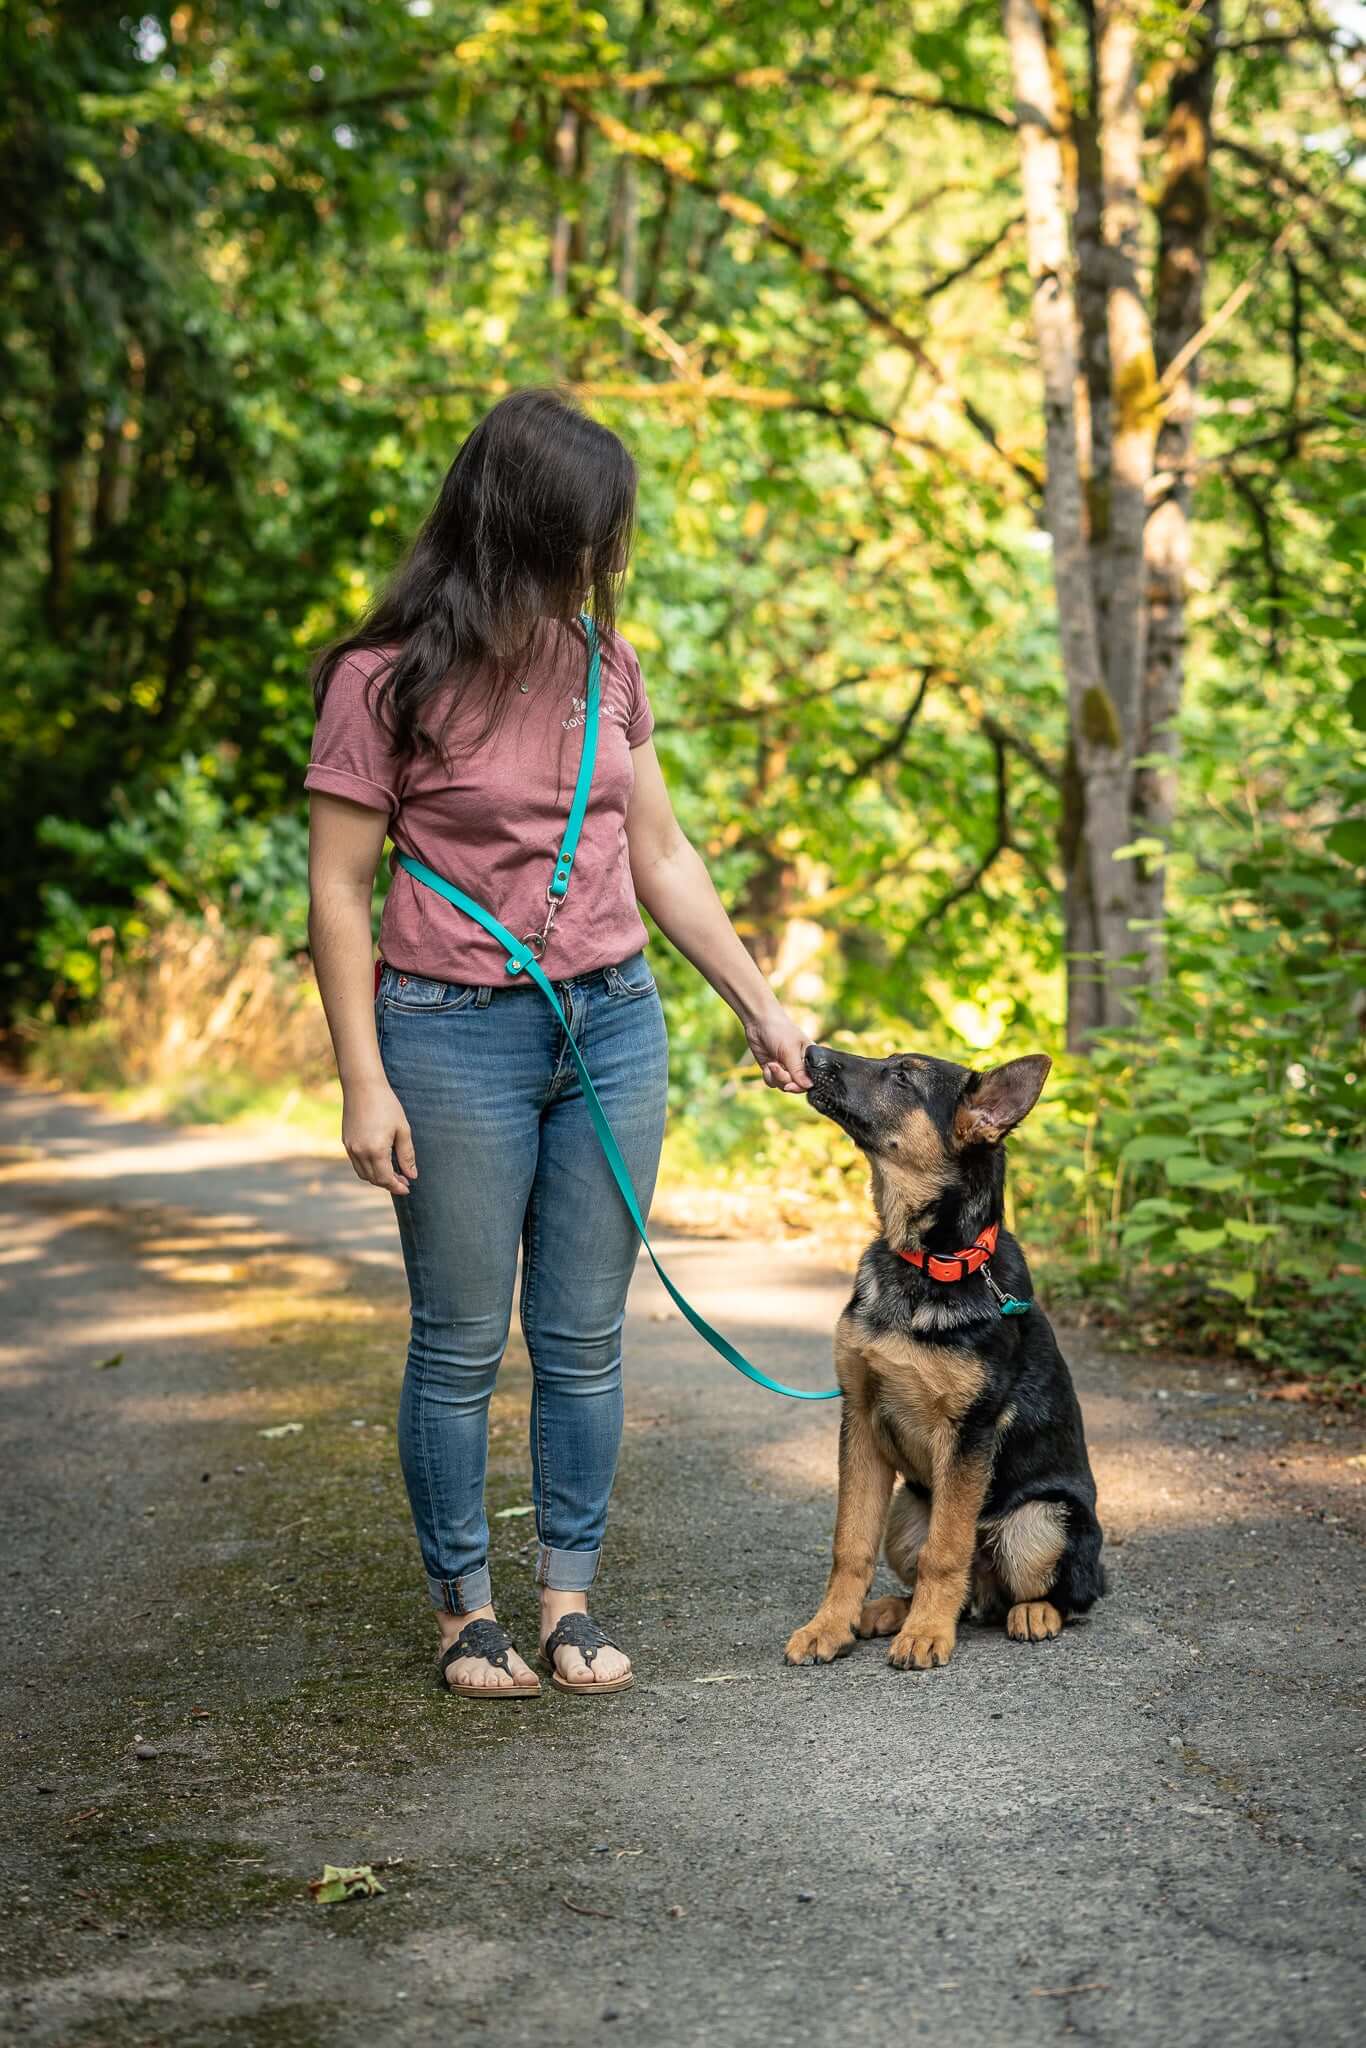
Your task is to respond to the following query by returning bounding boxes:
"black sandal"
[541,1612,634,1696]
[438,1616,541,1700]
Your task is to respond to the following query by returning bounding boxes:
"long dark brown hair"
[312,388,637,756]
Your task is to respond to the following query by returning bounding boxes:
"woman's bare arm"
[307,792,418,1194]
[625,740,810,1093]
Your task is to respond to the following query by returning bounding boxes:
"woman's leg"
[518,958,668,1683]
[378,974,548,1687]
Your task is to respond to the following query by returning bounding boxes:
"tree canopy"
[2,1,1362,1384]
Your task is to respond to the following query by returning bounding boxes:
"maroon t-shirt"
[305,620,655,984]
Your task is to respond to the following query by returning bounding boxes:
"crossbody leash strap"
[393,615,838,1404]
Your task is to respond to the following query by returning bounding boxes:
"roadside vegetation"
[4,3,1361,1394]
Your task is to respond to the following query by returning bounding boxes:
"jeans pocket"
[382,970,477,1013]
[603,952,657,1001]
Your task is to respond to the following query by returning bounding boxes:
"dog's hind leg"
[857,1484,928,1635]
[883,1482,930,1583]
[856,1595,910,1637]
[986,1501,1067,1643]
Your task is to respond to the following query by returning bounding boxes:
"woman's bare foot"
[539,1589,632,1687]
[437,1605,538,1693]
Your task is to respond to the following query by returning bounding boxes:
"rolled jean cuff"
[426,1564,492,1615]
[536,1544,600,1592]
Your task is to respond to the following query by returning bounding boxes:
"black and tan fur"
[785,1046,1104,1673]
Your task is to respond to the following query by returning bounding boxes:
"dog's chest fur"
[844,1317,988,1487]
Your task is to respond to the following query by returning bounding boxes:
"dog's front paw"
[784,1614,856,1665]
[888,1622,957,1671]
[1006,1600,1062,1642]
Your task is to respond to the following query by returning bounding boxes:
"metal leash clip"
[520,884,562,960]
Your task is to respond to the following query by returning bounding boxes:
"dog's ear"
[953,1055,1051,1147]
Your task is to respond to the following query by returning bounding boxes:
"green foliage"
[32,751,313,1002]
[3,3,1362,1386]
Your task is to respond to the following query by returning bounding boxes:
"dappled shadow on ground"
[2,1086,1364,2046]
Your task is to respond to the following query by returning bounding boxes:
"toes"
[1006,1601,1063,1643]
[446,1658,513,1692]
[784,1619,855,1665]
[888,1629,956,1671]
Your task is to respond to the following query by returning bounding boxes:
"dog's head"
[804,1044,1050,1248]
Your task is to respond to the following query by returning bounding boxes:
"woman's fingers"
[347,1138,411,1196]
[394,1124,418,1181]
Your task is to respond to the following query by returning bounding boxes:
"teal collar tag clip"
[983,1266,1032,1318]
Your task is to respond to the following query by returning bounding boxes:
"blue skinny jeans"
[375,951,668,1614]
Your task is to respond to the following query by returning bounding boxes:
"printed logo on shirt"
[563,694,616,732]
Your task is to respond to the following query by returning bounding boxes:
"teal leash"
[393,618,839,1405]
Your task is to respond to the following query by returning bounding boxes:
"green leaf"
[1224,1219,1277,1243]
[1325,818,1366,865]
[1121,1135,1196,1164]
[1209,1270,1257,1303]
[1176,1226,1228,1254]
[1165,1156,1238,1189]
[1260,1143,1361,1174]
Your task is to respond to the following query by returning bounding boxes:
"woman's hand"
[745,1003,812,1094]
[342,1077,418,1194]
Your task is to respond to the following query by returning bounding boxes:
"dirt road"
[2,1078,1362,2046]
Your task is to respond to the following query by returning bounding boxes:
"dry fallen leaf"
[95,1352,124,1371]
[693,1673,743,1685]
[494,1504,534,1519]
[259,1422,305,1438]
[307,1863,385,1904]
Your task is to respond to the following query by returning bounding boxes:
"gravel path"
[2,1077,1363,2047]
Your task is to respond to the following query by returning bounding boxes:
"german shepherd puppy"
[785,1045,1104,1673]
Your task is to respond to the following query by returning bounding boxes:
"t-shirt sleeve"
[304,652,402,814]
[618,636,655,748]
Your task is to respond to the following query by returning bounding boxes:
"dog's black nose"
[804,1044,836,1076]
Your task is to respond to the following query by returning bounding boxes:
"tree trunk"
[1095,2,1157,748]
[1134,4,1218,970]
[1073,7,1110,631]
[1003,0,1136,1045]
[609,0,656,326]
[735,738,796,976]
[549,103,578,300]
[45,314,84,637]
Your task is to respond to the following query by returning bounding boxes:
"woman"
[306,388,809,1701]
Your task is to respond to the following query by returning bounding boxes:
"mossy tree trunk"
[1004,0,1213,1045]
[1135,2,1218,978]
[1005,0,1134,1046]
